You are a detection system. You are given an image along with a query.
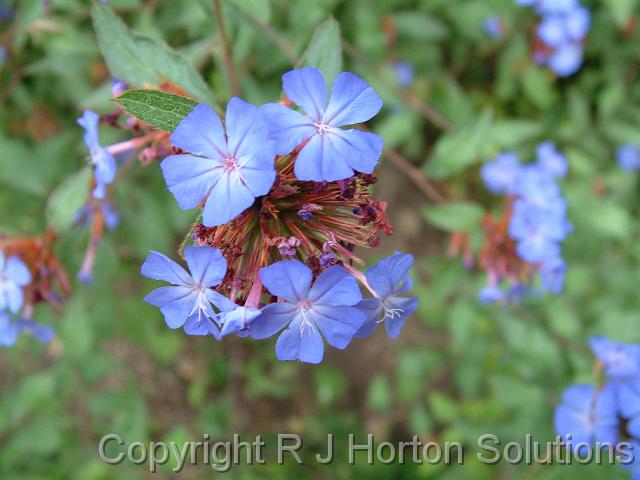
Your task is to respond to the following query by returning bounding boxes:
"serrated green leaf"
[91,3,157,86]
[424,202,485,232]
[425,109,493,179]
[45,167,91,233]
[116,90,198,132]
[300,17,342,85]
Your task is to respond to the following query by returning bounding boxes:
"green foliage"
[117,89,197,132]
[1,0,639,479]
[300,17,342,85]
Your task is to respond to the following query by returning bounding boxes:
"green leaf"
[45,168,91,233]
[425,109,493,179]
[391,11,448,41]
[92,4,214,103]
[116,90,197,132]
[489,120,542,149]
[424,202,485,232]
[91,3,157,86]
[134,35,215,104]
[520,66,556,110]
[300,17,342,85]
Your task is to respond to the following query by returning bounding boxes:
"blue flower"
[617,144,640,172]
[509,202,564,263]
[248,260,365,364]
[565,6,590,40]
[0,251,31,314]
[536,141,568,178]
[537,16,568,47]
[220,306,262,337]
[536,0,579,15]
[261,67,384,182]
[161,98,276,227]
[554,384,619,451]
[540,257,566,293]
[15,318,55,344]
[478,285,505,304]
[77,110,117,200]
[74,201,120,231]
[0,313,53,347]
[617,379,640,421]
[483,16,504,39]
[481,152,522,194]
[354,252,418,339]
[589,336,640,380]
[141,246,235,339]
[389,61,414,88]
[0,312,19,346]
[548,43,583,77]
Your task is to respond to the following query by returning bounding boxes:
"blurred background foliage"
[0,0,639,478]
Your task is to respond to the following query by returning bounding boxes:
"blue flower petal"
[144,285,196,329]
[259,259,312,303]
[5,256,31,286]
[329,129,383,175]
[183,246,227,287]
[365,252,414,299]
[249,302,298,339]
[275,316,324,364]
[141,251,192,286]
[183,311,221,339]
[308,265,362,306]
[161,154,223,210]
[260,103,315,155]
[294,134,353,182]
[383,296,418,339]
[617,381,640,419]
[628,416,640,439]
[309,305,365,349]
[237,162,277,198]
[93,149,117,185]
[324,72,383,127]
[353,298,383,339]
[282,67,327,120]
[202,171,256,226]
[170,104,226,159]
[220,306,261,337]
[204,290,235,314]
[225,97,271,158]
[0,313,19,347]
[1,283,24,313]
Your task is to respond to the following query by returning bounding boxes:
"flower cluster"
[75,93,171,283]
[478,142,571,303]
[141,67,418,363]
[516,0,591,77]
[555,337,640,477]
[617,144,640,172]
[0,231,67,347]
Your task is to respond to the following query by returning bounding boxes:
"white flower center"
[223,157,239,171]
[298,300,317,336]
[314,122,332,135]
[379,298,405,323]
[189,286,210,322]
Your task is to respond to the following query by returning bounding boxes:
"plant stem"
[213,0,240,97]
